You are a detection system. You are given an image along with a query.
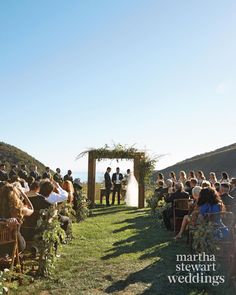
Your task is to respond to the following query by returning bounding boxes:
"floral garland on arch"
[77,143,159,183]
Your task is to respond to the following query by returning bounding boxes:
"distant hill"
[0,142,46,174]
[155,143,236,179]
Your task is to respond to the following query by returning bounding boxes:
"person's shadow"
[102,212,229,295]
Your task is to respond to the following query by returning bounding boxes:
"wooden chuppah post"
[87,151,96,205]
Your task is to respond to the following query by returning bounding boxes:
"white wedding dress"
[125,172,139,207]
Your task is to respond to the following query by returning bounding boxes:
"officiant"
[112,167,123,205]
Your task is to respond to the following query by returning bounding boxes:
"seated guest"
[174,186,201,239]
[169,171,177,184]
[154,180,165,199]
[196,170,206,186]
[201,180,211,188]
[62,180,74,203]
[214,182,221,193]
[220,183,234,206]
[42,167,51,180]
[18,164,28,181]
[0,164,8,181]
[190,178,198,191]
[220,172,229,183]
[198,187,229,239]
[209,172,217,186]
[64,170,74,183]
[166,179,174,194]
[184,180,192,196]
[9,165,18,180]
[162,182,189,230]
[27,181,40,198]
[178,171,187,184]
[230,178,236,199]
[29,165,40,180]
[53,168,63,184]
[198,187,223,216]
[0,184,34,253]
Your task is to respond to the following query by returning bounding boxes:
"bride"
[125,171,139,207]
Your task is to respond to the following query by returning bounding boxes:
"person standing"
[9,165,18,180]
[104,167,112,206]
[29,165,40,180]
[64,170,73,183]
[112,167,123,205]
[42,167,51,179]
[53,168,63,183]
[0,164,8,181]
[18,164,28,181]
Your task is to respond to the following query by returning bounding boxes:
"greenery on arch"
[77,143,159,183]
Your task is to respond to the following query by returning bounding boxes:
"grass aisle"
[17,205,231,295]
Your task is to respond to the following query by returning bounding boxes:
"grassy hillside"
[155,143,236,179]
[0,142,46,174]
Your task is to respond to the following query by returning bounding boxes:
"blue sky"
[0,0,236,174]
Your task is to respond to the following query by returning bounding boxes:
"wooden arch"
[87,151,145,208]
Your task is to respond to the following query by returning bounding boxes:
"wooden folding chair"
[0,221,20,270]
[173,199,189,234]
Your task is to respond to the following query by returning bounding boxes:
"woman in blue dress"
[198,187,229,240]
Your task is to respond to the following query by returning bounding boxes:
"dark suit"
[221,193,234,206]
[42,171,51,179]
[9,169,17,179]
[53,173,63,183]
[64,174,73,183]
[0,170,8,181]
[18,169,28,181]
[112,173,123,205]
[104,171,112,206]
[29,170,40,180]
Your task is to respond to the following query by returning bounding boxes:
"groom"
[112,167,123,205]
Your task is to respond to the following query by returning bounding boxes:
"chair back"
[173,198,189,211]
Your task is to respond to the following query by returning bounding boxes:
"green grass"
[15,205,234,295]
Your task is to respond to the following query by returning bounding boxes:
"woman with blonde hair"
[179,171,187,184]
[0,183,34,253]
[196,170,206,185]
[62,180,74,203]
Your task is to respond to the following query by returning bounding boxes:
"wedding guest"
[53,168,63,183]
[196,170,206,185]
[42,167,51,179]
[220,183,234,206]
[166,179,174,194]
[63,180,74,203]
[163,182,189,230]
[64,170,73,183]
[9,165,18,180]
[0,164,8,181]
[184,180,192,196]
[214,182,221,193]
[26,181,40,198]
[18,164,28,181]
[154,180,166,201]
[198,187,223,217]
[201,180,211,188]
[230,178,236,199]
[220,172,230,183]
[104,167,112,206]
[174,186,201,239]
[179,171,187,184]
[188,171,196,180]
[29,165,40,180]
[156,173,164,184]
[209,172,218,186]
[190,178,198,189]
[0,183,34,253]
[169,171,177,184]
[27,176,35,188]
[112,167,123,205]
[39,180,70,232]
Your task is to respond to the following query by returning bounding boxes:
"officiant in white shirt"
[112,167,123,205]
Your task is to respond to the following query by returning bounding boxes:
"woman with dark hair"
[188,171,196,180]
[196,170,206,186]
[156,173,164,184]
[169,171,177,184]
[209,172,217,186]
[220,172,229,183]
[0,184,34,253]
[197,187,223,216]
